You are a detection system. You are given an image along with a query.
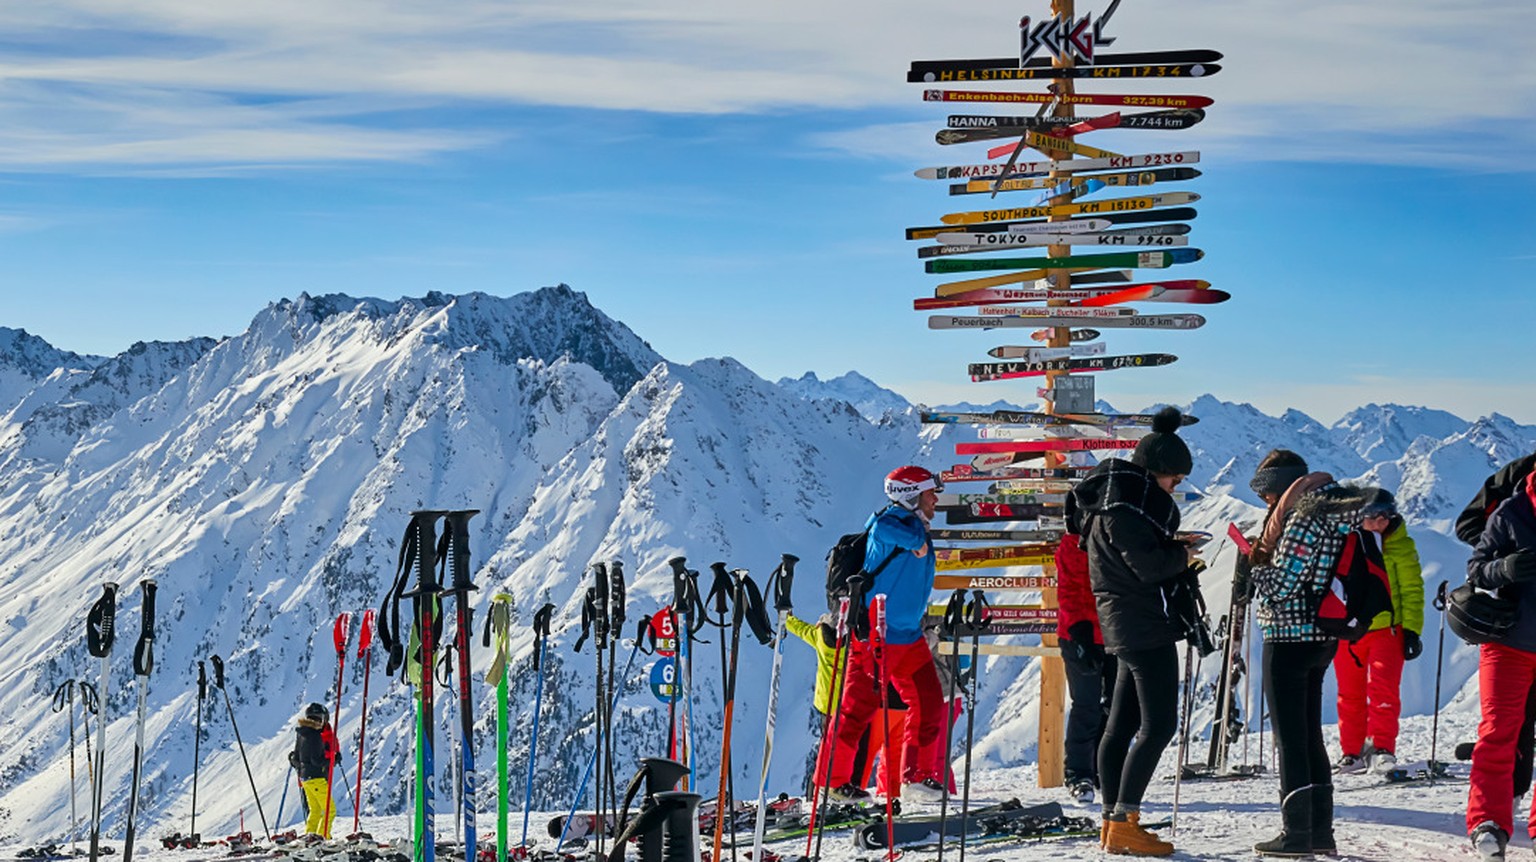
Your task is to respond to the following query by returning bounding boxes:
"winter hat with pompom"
[1130,406,1193,476]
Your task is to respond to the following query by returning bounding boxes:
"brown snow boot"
[1104,811,1174,857]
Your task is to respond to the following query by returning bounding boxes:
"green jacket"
[1371,521,1425,635]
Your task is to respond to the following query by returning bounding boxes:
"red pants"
[1334,627,1405,756]
[868,701,962,795]
[1468,643,1536,838]
[819,638,943,789]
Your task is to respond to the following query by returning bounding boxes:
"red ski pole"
[873,595,895,862]
[353,609,376,837]
[323,613,353,839]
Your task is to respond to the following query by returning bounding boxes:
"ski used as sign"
[957,438,1140,454]
[931,528,1066,542]
[934,268,1121,295]
[940,109,1206,141]
[916,150,1200,181]
[916,279,1209,311]
[937,553,1055,571]
[949,167,1201,196]
[961,305,1138,319]
[1080,284,1230,306]
[940,193,1200,226]
[974,343,1108,361]
[939,492,1066,507]
[926,248,1202,274]
[932,313,1203,331]
[907,206,1198,241]
[991,130,1124,160]
[975,425,1141,440]
[925,231,1189,255]
[925,89,1215,109]
[934,574,1054,591]
[925,410,1198,427]
[908,62,1222,84]
[909,49,1224,74]
[941,464,1092,480]
[970,353,1180,380]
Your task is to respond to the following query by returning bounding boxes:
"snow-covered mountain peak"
[776,369,912,422]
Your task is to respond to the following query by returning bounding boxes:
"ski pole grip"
[708,562,732,614]
[1434,580,1448,611]
[197,661,207,700]
[967,590,989,628]
[333,612,353,654]
[775,554,798,611]
[133,579,157,676]
[87,582,119,658]
[210,654,225,689]
[592,563,610,645]
[534,603,556,638]
[610,561,626,630]
[445,509,480,593]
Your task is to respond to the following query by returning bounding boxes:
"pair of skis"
[377,509,481,862]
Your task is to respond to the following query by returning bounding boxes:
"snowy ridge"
[0,287,1531,851]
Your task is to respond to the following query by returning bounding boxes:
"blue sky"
[1,0,1534,423]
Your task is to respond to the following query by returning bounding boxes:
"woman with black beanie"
[1070,406,1198,857]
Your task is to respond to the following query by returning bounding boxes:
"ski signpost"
[902,0,1219,793]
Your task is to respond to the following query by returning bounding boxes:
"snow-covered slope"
[0,286,1530,850]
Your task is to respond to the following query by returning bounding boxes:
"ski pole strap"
[942,589,967,636]
[965,590,990,630]
[79,680,99,714]
[737,573,776,646]
[634,613,655,657]
[87,582,119,658]
[574,588,598,652]
[52,680,73,713]
[379,519,419,678]
[531,603,556,672]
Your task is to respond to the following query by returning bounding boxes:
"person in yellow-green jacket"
[1333,490,1426,776]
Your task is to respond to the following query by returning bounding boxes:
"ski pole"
[209,654,272,841]
[934,589,967,862]
[354,608,377,837]
[667,558,703,794]
[401,510,447,862]
[323,612,354,840]
[750,555,798,862]
[86,582,118,862]
[607,561,626,812]
[706,562,736,862]
[52,680,80,851]
[275,763,295,832]
[123,580,157,862]
[958,590,988,862]
[80,680,99,795]
[589,562,611,862]
[808,587,857,861]
[872,595,896,862]
[440,509,481,862]
[1431,580,1449,781]
[518,603,556,852]
[1172,642,1195,835]
[190,661,205,841]
[554,616,651,850]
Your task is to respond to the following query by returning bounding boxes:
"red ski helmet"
[885,465,943,510]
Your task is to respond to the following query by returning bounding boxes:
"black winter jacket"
[292,717,338,781]
[1457,453,1536,545]
[1070,459,1189,653]
[1468,478,1536,653]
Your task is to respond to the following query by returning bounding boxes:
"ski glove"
[1402,629,1423,661]
[1065,621,1104,670]
[1505,550,1536,583]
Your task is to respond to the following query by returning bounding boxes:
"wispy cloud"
[0,0,1530,171]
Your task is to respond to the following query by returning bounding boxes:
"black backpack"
[825,507,903,615]
[1315,527,1395,642]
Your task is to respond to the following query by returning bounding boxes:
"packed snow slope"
[0,286,1529,849]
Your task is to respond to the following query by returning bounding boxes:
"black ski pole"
[190,661,205,842]
[706,561,735,858]
[209,654,272,841]
[666,558,704,791]
[80,680,99,797]
[935,589,967,862]
[123,580,157,862]
[958,590,989,862]
[1431,580,1449,781]
[400,510,446,862]
[52,680,80,851]
[439,509,481,862]
[591,562,610,861]
[86,582,118,862]
[606,561,626,812]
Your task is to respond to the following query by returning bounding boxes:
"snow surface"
[0,286,1531,860]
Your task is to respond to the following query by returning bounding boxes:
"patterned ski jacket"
[1071,458,1189,654]
[1467,473,1536,653]
[864,504,936,645]
[1253,481,1377,643]
[1371,520,1425,635]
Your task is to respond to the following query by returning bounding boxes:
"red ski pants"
[1468,643,1536,838]
[819,638,943,789]
[868,700,962,795]
[1334,627,1405,756]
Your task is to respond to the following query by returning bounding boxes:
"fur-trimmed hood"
[1290,482,1379,521]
